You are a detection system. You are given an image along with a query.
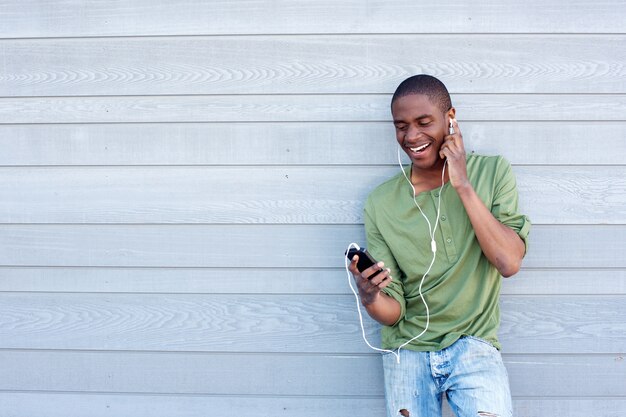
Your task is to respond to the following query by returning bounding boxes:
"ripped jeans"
[382,336,513,417]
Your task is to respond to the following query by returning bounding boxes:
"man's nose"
[406,124,422,140]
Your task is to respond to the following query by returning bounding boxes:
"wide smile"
[408,142,432,155]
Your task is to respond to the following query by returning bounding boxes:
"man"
[348,74,530,417]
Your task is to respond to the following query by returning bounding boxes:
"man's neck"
[410,161,448,194]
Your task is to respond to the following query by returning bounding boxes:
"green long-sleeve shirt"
[365,154,531,351]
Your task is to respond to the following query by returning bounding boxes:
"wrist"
[454,179,474,197]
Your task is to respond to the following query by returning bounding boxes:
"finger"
[443,134,457,148]
[442,136,460,152]
[369,268,391,287]
[347,254,359,273]
[441,144,464,162]
[444,125,458,144]
[440,145,462,161]
[440,144,451,159]
[368,267,386,285]
[450,118,465,147]
[363,261,385,280]
[376,274,393,290]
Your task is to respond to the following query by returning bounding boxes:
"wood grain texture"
[0,225,625,269]
[1,94,624,124]
[2,165,625,224]
[459,399,626,417]
[2,0,624,37]
[1,122,625,166]
[0,393,386,417]
[3,36,624,96]
[0,351,623,397]
[1,393,624,417]
[0,293,623,354]
[1,267,624,296]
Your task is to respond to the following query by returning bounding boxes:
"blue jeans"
[382,336,513,417]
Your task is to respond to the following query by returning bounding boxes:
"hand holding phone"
[345,247,383,279]
[345,245,393,309]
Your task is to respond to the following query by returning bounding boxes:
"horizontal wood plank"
[1,267,624,296]
[1,393,623,417]
[1,94,625,124]
[1,122,625,166]
[0,225,624,269]
[0,393,385,417]
[0,293,623,354]
[457,398,626,417]
[3,36,624,96]
[0,351,622,397]
[1,165,625,224]
[2,0,624,37]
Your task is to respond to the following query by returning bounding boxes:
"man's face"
[391,93,453,171]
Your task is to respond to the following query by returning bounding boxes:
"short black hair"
[391,74,452,113]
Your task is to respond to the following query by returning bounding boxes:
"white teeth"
[410,143,429,152]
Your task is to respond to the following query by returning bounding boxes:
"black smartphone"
[345,247,382,279]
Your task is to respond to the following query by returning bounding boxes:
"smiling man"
[348,75,531,417]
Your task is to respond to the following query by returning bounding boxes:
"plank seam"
[1,32,625,41]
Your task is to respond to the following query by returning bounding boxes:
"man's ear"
[446,107,456,124]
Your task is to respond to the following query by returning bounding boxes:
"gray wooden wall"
[1,1,625,416]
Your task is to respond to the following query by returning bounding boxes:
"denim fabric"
[382,336,513,417]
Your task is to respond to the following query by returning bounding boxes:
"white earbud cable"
[345,148,447,363]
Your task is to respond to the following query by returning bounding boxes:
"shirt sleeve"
[492,156,531,255]
[364,198,406,325]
